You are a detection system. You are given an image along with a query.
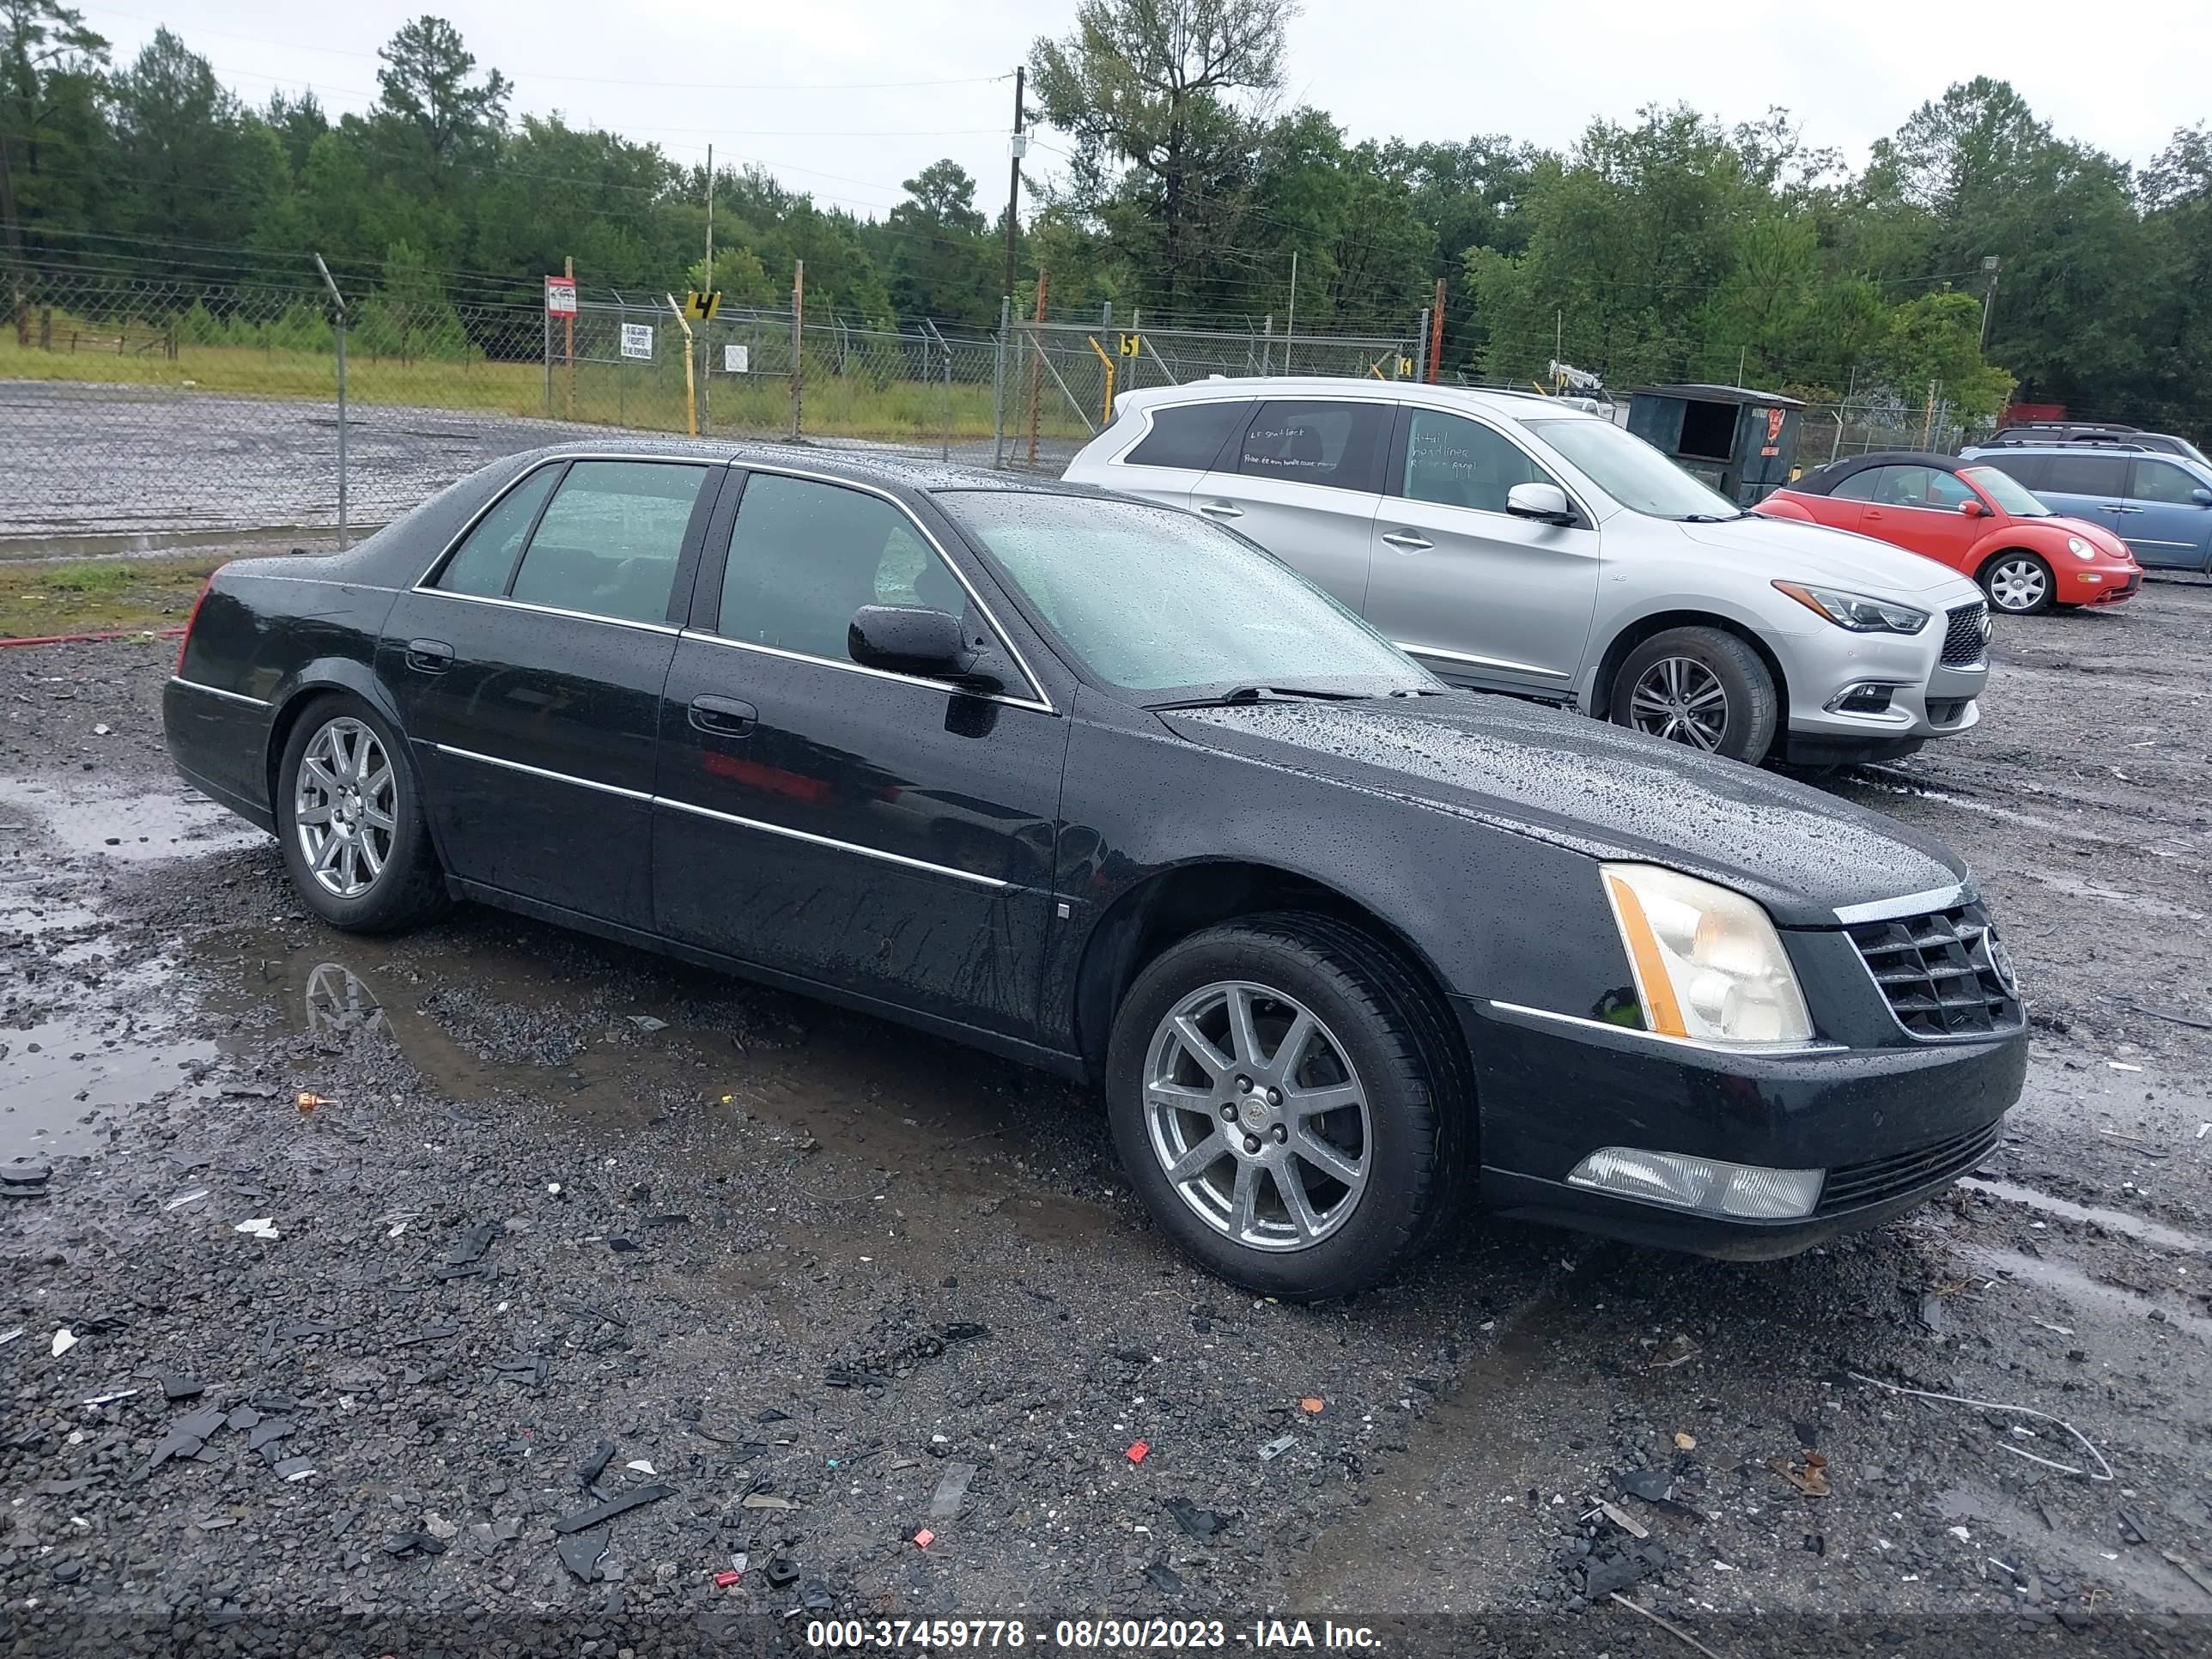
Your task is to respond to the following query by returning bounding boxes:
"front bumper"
[2071,565,2139,605]
[1459,995,2027,1259]
[1777,617,1985,760]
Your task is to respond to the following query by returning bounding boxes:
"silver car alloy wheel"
[1627,655,1729,750]
[1987,557,2047,612]
[1142,980,1371,1252]
[294,717,396,899]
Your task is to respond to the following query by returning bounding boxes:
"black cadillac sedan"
[165,443,2027,1299]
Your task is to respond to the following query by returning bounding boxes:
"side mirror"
[1505,481,1574,525]
[1960,498,1987,517]
[2192,487,2212,506]
[848,605,995,685]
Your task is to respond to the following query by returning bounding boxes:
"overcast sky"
[80,0,2212,225]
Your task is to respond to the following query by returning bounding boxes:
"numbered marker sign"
[544,276,577,317]
[620,323,654,360]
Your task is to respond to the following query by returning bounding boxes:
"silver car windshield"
[941,491,1435,700]
[1522,418,1744,520]
[1960,465,2050,517]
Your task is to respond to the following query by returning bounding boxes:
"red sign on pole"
[544,276,578,317]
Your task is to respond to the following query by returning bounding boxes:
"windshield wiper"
[1677,512,1747,523]
[1147,684,1371,711]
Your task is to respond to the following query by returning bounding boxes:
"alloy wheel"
[294,717,396,900]
[1988,558,2047,612]
[1141,981,1371,1252]
[1627,656,1729,750]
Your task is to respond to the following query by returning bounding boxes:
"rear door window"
[434,465,560,596]
[1232,400,1390,494]
[1124,401,1255,471]
[507,461,709,624]
[2041,453,2128,497]
[1977,453,2047,491]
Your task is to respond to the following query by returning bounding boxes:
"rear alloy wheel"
[276,695,448,933]
[1609,627,1778,763]
[1106,914,1449,1300]
[1982,552,2053,616]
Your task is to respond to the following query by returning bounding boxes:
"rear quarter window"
[1123,401,1255,471]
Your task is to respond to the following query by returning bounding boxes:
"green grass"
[0,557,216,639]
[0,332,1011,441]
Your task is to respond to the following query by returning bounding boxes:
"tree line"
[3,0,2208,428]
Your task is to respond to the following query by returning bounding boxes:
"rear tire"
[1105,913,1456,1301]
[1981,551,2054,615]
[1608,627,1778,763]
[276,694,448,934]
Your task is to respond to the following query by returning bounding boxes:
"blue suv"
[1962,444,2212,572]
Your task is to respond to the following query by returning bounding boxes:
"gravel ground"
[1,586,2209,1657]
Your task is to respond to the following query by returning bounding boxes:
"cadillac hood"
[1164,693,1966,927]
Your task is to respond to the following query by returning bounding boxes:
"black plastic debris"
[33,1478,94,1496]
[142,1405,229,1477]
[558,1526,610,1581]
[575,1440,616,1488]
[1164,1498,1223,1539]
[1805,1534,1826,1556]
[800,1581,833,1613]
[448,1220,501,1264]
[51,1562,82,1585]
[330,1365,380,1394]
[553,1483,674,1533]
[764,1556,799,1588]
[643,1213,689,1228]
[1583,1543,1668,1599]
[491,1354,549,1387]
[1617,1470,1673,1502]
[279,1320,335,1341]
[823,1367,863,1389]
[383,1532,447,1559]
[2118,1510,2151,1547]
[607,1238,643,1254]
[161,1375,205,1401]
[1143,1561,1185,1594]
[246,1419,295,1455]
[391,1321,462,1348]
[1792,1421,1820,1449]
[755,1409,791,1425]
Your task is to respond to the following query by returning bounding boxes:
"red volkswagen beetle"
[1756,450,2140,616]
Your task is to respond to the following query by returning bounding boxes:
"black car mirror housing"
[848,604,999,687]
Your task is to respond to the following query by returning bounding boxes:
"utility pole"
[1979,255,2001,354]
[1283,250,1297,374]
[703,143,714,430]
[1428,277,1445,384]
[1002,67,1026,306]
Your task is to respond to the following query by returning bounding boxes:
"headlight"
[1772,580,1929,634]
[1601,864,1814,1045]
[2065,537,2094,561]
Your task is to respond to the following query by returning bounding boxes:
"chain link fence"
[0,258,1424,557]
[1796,394,1965,465]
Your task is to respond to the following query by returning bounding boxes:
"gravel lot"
[1,583,2209,1656]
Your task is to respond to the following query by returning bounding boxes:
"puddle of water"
[0,775,266,862]
[0,1006,218,1158]
[1950,1241,2212,1343]
[199,922,1125,1261]
[1960,1177,2212,1255]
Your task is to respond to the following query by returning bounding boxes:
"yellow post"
[1086,335,1117,424]
[665,293,698,437]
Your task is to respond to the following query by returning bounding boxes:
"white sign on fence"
[620,322,654,360]
[543,276,577,317]
[722,343,750,374]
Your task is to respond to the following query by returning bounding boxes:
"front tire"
[276,694,447,933]
[1981,551,2054,615]
[1608,627,1778,763]
[1105,914,1454,1301]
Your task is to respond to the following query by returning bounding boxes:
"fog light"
[1824,682,1896,715]
[1566,1147,1824,1219]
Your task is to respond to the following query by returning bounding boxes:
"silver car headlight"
[1772,580,1929,635]
[2065,536,2094,560]
[1601,864,1814,1045]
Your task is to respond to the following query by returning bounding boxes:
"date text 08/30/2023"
[802,1618,1382,1650]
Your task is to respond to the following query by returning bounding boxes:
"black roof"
[1785,450,1972,498]
[1631,383,1807,409]
[509,437,1071,497]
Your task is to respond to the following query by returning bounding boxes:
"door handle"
[404,639,453,673]
[1196,501,1243,519]
[2108,504,2143,514]
[1380,531,1433,551]
[688,694,757,737]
